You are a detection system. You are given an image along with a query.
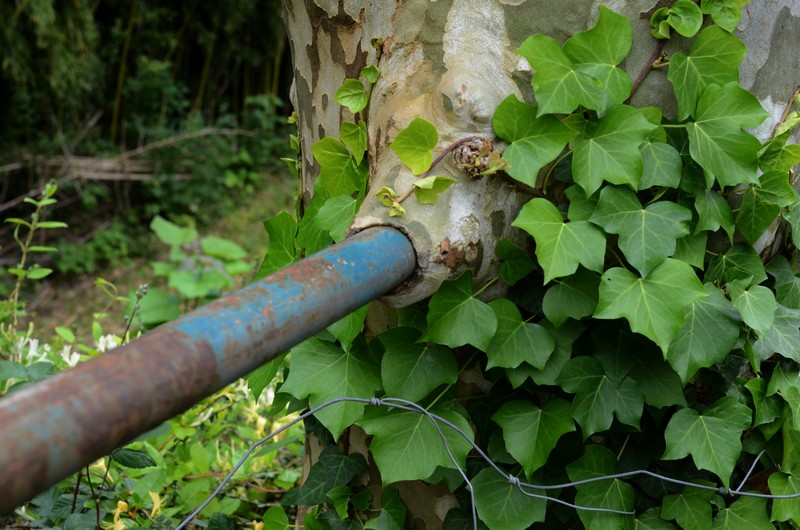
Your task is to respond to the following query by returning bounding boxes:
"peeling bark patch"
[435,238,465,268]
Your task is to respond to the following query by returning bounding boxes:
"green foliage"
[389,117,439,175]
[259,2,800,528]
[131,215,252,327]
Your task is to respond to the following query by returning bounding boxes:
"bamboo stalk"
[110,0,138,144]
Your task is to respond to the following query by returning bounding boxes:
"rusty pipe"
[0,226,415,513]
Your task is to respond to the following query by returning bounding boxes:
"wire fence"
[176,396,800,530]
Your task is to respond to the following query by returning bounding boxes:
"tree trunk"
[280,1,800,527]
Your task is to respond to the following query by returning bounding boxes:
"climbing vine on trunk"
[259,2,800,528]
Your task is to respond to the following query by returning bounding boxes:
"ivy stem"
[541,148,574,195]
[426,352,478,411]
[625,39,666,105]
[660,124,685,128]
[617,435,630,460]
[396,186,415,203]
[473,276,500,298]
[772,85,800,137]
[395,136,489,204]
[420,136,487,180]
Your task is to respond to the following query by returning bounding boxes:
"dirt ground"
[23,177,296,344]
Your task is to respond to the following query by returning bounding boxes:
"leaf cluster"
[261,1,800,528]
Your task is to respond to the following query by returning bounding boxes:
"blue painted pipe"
[0,226,416,513]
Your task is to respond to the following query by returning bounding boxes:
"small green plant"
[3,213,303,528]
[132,215,253,327]
[1,181,67,362]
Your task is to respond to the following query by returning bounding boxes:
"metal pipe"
[0,226,415,513]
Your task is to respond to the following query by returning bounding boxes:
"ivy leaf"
[472,468,545,529]
[753,304,800,363]
[639,141,682,189]
[280,338,381,438]
[705,244,767,286]
[751,170,797,207]
[257,211,297,278]
[565,185,598,222]
[517,35,603,116]
[673,232,708,269]
[512,198,606,283]
[360,65,380,83]
[562,5,633,111]
[317,195,359,242]
[492,95,575,186]
[327,305,369,353]
[566,445,635,530]
[296,179,333,255]
[542,267,600,327]
[787,203,800,250]
[557,356,643,437]
[590,185,691,276]
[745,378,782,428]
[518,7,631,115]
[663,396,752,489]
[493,399,575,476]
[760,128,800,170]
[627,345,688,408]
[572,105,657,195]
[635,508,674,530]
[736,170,797,243]
[495,238,534,286]
[711,496,771,529]
[247,354,284,401]
[687,83,767,188]
[312,137,367,197]
[662,486,721,530]
[340,121,368,164]
[666,0,703,37]
[487,299,555,370]
[508,320,584,388]
[389,118,438,175]
[413,175,455,205]
[334,78,368,114]
[358,408,473,484]
[666,283,741,383]
[694,189,734,240]
[650,8,672,39]
[420,272,497,351]
[595,325,686,410]
[728,278,776,335]
[364,488,405,530]
[667,26,746,120]
[281,446,366,506]
[736,193,778,246]
[379,327,458,403]
[595,259,706,353]
[768,471,800,525]
[701,0,751,32]
[767,257,800,309]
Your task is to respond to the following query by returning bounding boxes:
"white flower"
[59,346,81,368]
[17,337,50,365]
[95,334,120,353]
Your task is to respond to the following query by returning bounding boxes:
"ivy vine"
[257,1,800,528]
